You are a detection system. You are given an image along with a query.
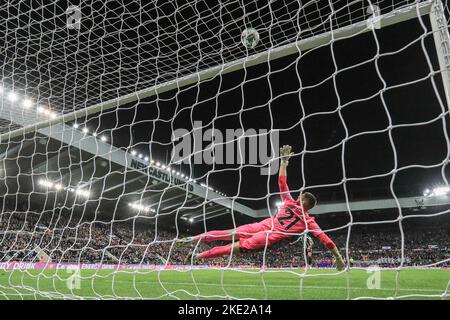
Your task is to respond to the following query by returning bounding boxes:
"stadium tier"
[0,209,448,268]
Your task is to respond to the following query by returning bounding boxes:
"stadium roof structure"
[1,94,450,224]
[0,99,261,224]
[1,96,449,215]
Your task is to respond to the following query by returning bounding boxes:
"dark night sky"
[80,11,450,212]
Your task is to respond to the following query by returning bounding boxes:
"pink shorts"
[235,223,286,250]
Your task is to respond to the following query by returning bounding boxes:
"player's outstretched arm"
[279,144,294,177]
[279,145,295,202]
[311,228,346,271]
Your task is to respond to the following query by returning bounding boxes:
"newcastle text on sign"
[130,159,194,192]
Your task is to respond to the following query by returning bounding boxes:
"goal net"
[0,0,449,300]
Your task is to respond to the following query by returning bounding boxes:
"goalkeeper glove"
[280,145,294,166]
[334,255,345,271]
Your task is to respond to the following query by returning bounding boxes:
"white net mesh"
[0,0,449,300]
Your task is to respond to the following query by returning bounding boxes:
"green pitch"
[0,268,447,300]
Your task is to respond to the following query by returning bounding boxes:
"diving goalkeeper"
[181,145,346,271]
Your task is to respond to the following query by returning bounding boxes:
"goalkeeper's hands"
[330,247,346,271]
[334,253,346,271]
[306,235,314,250]
[280,145,294,166]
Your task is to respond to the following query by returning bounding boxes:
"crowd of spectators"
[0,211,448,268]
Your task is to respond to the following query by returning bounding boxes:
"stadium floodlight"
[22,98,33,108]
[92,132,98,137]
[38,179,53,188]
[433,186,450,196]
[7,91,18,102]
[150,160,155,164]
[73,123,79,129]
[156,162,161,167]
[75,189,90,198]
[199,183,214,191]
[50,112,57,119]
[144,156,149,161]
[82,127,89,134]
[275,201,284,208]
[131,150,137,156]
[138,154,143,158]
[189,218,194,223]
[54,183,62,190]
[100,135,107,142]
[129,202,154,213]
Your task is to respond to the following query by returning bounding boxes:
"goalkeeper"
[181,145,345,271]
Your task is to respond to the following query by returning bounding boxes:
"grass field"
[0,268,448,300]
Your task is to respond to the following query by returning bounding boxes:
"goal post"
[429,0,450,110]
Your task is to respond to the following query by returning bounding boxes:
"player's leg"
[185,241,240,263]
[192,232,267,261]
[183,223,268,263]
[193,229,236,243]
[178,222,265,246]
[194,221,266,243]
[185,230,284,263]
[176,229,234,247]
[239,230,285,251]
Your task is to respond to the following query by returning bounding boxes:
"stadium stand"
[1,210,448,268]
